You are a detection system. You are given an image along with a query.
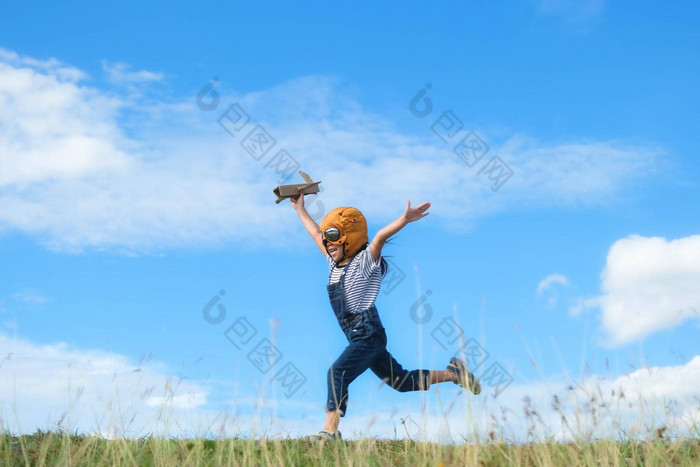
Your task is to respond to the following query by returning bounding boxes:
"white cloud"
[537,274,569,296]
[102,61,164,84]
[0,49,665,253]
[146,393,207,410]
[10,290,50,304]
[0,332,210,436]
[0,51,131,189]
[0,47,87,82]
[1,331,697,440]
[575,235,700,346]
[329,355,700,442]
[0,333,700,442]
[568,296,597,316]
[537,274,569,307]
[498,135,661,207]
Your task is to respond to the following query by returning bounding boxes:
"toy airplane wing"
[273,171,322,204]
[299,171,313,184]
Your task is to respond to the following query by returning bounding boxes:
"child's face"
[326,242,345,263]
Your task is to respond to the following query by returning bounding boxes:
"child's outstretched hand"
[404,200,430,223]
[290,192,304,211]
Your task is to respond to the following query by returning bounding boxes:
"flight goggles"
[323,226,343,243]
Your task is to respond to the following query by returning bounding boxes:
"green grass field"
[1,431,698,466]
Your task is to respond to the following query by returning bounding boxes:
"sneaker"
[447,357,481,395]
[306,430,343,441]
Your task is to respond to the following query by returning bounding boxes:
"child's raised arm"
[369,200,430,260]
[290,194,327,255]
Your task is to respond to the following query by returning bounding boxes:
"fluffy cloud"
[0,51,131,190]
[537,274,569,295]
[102,61,164,85]
[537,274,569,307]
[0,49,665,253]
[2,332,697,441]
[575,235,700,346]
[308,355,700,442]
[0,333,210,436]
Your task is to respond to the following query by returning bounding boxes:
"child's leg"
[323,410,341,432]
[326,340,386,423]
[370,349,457,392]
[369,349,453,391]
[431,370,458,384]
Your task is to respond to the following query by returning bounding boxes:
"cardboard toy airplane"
[273,171,322,204]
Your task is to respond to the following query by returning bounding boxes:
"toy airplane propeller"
[273,171,322,204]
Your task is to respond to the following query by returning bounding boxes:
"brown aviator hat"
[320,207,368,259]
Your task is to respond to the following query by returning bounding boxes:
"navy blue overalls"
[326,259,431,416]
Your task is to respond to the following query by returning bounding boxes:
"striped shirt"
[327,247,387,314]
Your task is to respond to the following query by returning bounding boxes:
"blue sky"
[1,1,699,440]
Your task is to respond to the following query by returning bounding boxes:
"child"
[290,195,481,440]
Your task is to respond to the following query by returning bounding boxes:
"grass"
[1,431,698,466]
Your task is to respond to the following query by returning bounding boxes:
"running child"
[290,194,480,440]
